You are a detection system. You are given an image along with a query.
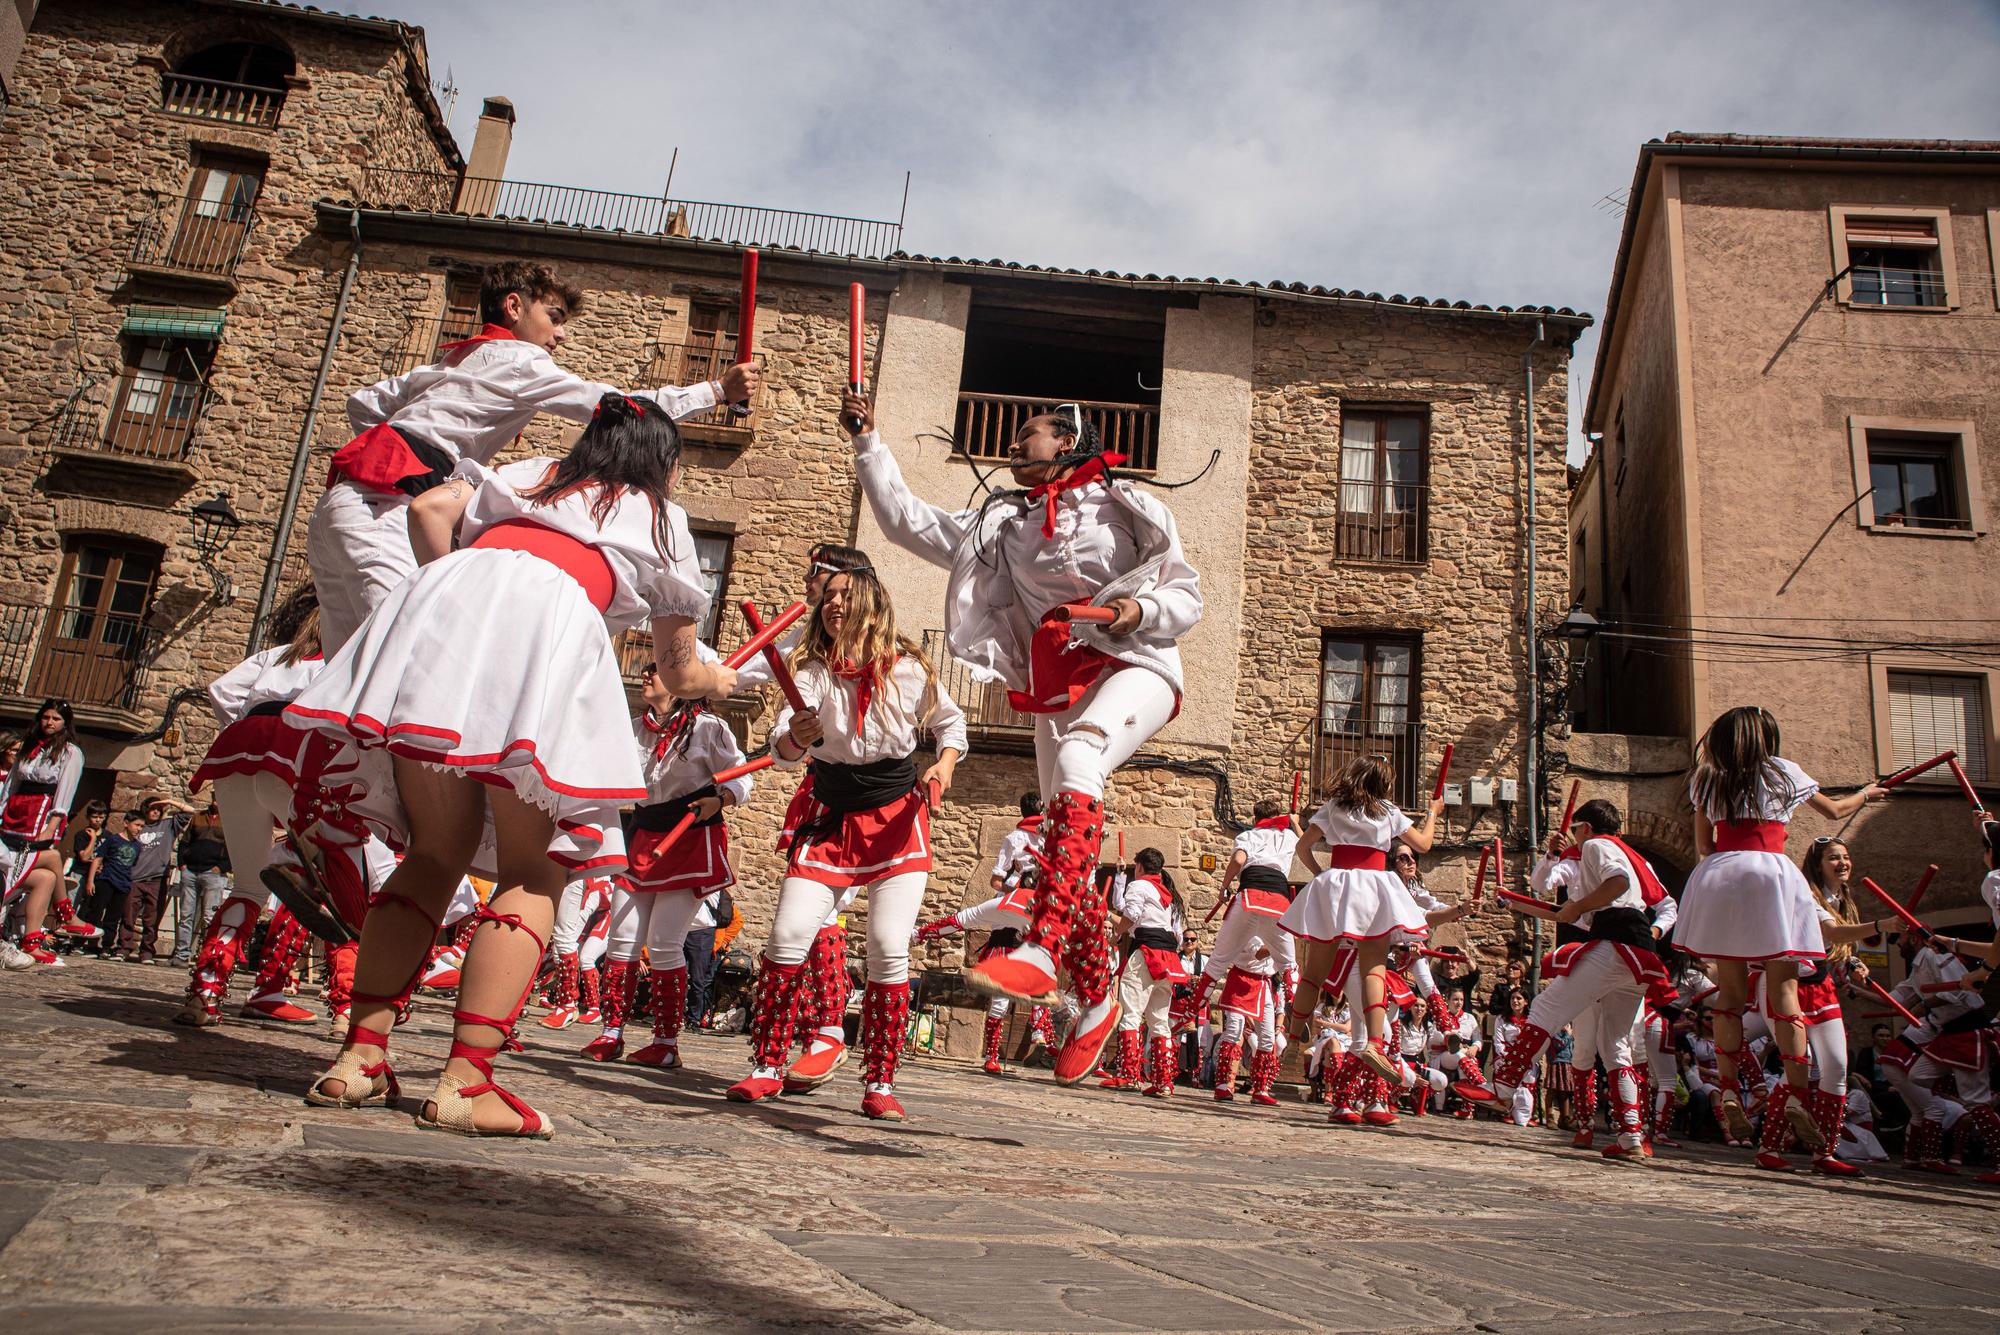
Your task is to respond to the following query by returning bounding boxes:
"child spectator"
[87,811,145,956]
[124,797,196,963]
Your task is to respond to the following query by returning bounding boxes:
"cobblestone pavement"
[2,957,1997,1333]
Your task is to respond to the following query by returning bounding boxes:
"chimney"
[456,96,515,215]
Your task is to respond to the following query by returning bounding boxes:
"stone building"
[0,2,1587,1047]
[1572,133,2000,946]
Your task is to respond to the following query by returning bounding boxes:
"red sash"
[1325,844,1388,871]
[996,882,1036,917]
[469,519,615,612]
[326,422,433,493]
[1240,888,1290,919]
[1714,820,1786,854]
[1218,966,1271,1019]
[1007,606,1115,714]
[1137,946,1189,984]
[627,820,733,894]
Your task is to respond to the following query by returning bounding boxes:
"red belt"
[1324,844,1388,871]
[1714,820,1786,854]
[469,519,615,612]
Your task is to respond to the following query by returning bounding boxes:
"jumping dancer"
[1672,706,1885,1157]
[724,563,965,1120]
[1,699,93,962]
[288,393,731,1138]
[584,660,750,1068]
[845,391,1201,1083]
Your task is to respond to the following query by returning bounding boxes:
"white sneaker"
[0,940,34,970]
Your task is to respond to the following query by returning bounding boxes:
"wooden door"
[106,339,208,459]
[30,543,159,706]
[168,160,260,272]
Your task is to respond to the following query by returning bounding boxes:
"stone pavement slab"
[3,957,1999,1333]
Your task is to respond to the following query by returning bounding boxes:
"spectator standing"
[124,797,195,963]
[171,806,232,965]
[63,801,109,885]
[87,811,144,956]
[683,888,734,1030]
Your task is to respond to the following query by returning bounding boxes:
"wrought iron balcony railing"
[921,631,1034,737]
[0,602,157,712]
[1333,479,1429,564]
[645,339,753,434]
[1312,718,1430,811]
[130,190,257,279]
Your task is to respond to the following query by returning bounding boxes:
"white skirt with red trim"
[1676,850,1825,962]
[193,713,314,791]
[626,820,734,894]
[1543,939,1669,990]
[782,788,931,889]
[281,548,640,879]
[1279,868,1429,944]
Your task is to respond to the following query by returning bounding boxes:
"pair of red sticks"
[734,249,866,423]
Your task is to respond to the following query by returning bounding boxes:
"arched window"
[162,41,293,127]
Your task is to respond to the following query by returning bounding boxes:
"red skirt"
[1136,945,1189,985]
[783,787,931,889]
[626,820,733,894]
[1796,974,1842,1025]
[1,790,53,839]
[1219,966,1274,1021]
[193,713,314,791]
[1924,1029,1988,1073]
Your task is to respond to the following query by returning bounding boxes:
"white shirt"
[0,740,84,836]
[1234,823,1300,874]
[455,457,710,635]
[347,336,719,467]
[731,622,806,694]
[991,821,1042,883]
[1115,874,1184,936]
[1894,945,1978,1032]
[1307,800,1412,853]
[632,710,751,808]
[1981,870,2000,932]
[1689,756,1819,824]
[1428,1012,1482,1057]
[1532,853,1582,899]
[1571,838,1645,930]
[207,646,323,726]
[771,656,968,769]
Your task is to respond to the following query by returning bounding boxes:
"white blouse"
[1115,874,1185,936]
[207,646,323,726]
[1689,756,1818,824]
[771,655,968,769]
[631,710,752,807]
[1234,824,1300,873]
[454,457,710,635]
[0,740,84,831]
[1307,800,1413,853]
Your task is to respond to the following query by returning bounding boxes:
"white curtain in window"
[1339,418,1375,513]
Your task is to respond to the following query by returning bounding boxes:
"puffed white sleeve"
[701,716,752,806]
[926,668,968,757]
[1650,889,1680,934]
[642,509,714,623]
[852,431,976,571]
[53,744,84,820]
[498,344,720,424]
[1131,494,1203,639]
[206,650,276,727]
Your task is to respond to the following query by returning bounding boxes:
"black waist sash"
[1240,864,1293,895]
[795,754,917,847]
[633,784,722,832]
[1586,906,1658,954]
[1131,926,1181,953]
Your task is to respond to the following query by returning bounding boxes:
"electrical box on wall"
[1442,782,1465,807]
[1468,778,1495,807]
[1498,778,1519,804]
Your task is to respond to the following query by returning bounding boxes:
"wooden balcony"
[0,602,157,714]
[921,631,1034,743]
[129,191,257,285]
[45,374,209,482]
[159,73,284,129]
[954,393,1159,472]
[1334,479,1429,564]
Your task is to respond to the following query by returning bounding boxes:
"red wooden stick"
[1907,863,1940,911]
[712,755,774,786]
[1431,743,1454,801]
[848,283,865,389]
[1497,886,1548,914]
[739,601,808,713]
[654,809,698,852]
[1558,778,1582,841]
[1290,769,1303,814]
[926,776,942,814]
[1491,836,1506,900]
[730,248,757,419]
[722,600,807,670]
[1117,830,1125,861]
[1859,876,1930,940]
[1919,979,1977,995]
[1470,842,1490,910]
[1880,749,1955,789]
[1050,604,1118,624]
[1864,977,1923,1029]
[1946,756,1984,811]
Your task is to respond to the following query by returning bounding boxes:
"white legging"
[1116,950,1176,1039]
[1807,1018,1849,1096]
[1033,667,1178,799]
[604,886,705,972]
[766,872,927,983]
[551,879,611,955]
[213,774,291,906]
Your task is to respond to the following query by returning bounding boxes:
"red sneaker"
[1453,1107,1473,1119]
[1451,1081,1497,1104]
[420,966,461,992]
[1141,1082,1171,1099]
[243,993,317,1024]
[726,1071,784,1103]
[1213,1086,1235,1102]
[539,1006,578,1030]
[1913,1159,1959,1176]
[983,1055,1004,1075]
[627,1043,681,1069]
[1973,1170,2000,1185]
[581,1033,624,1062]
[964,950,1060,1005]
[1053,998,1122,1087]
[783,1035,848,1092]
[1250,1091,1279,1107]
[1097,1074,1135,1090]
[55,916,102,939]
[1812,1154,1862,1178]
[1571,1128,1596,1150]
[1362,1107,1400,1127]
[21,933,59,965]
[576,1005,602,1025]
[861,1088,906,1121]
[1330,1108,1364,1126]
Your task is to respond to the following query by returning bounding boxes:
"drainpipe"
[250,210,361,650]
[1522,318,1547,985]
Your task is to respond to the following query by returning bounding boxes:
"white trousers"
[1524,945,1644,1075]
[307,480,416,655]
[604,887,705,972]
[1202,905,1297,983]
[212,774,291,909]
[1116,950,1175,1039]
[1033,666,1178,800]
[551,878,611,955]
[1220,995,1278,1051]
[767,872,927,984]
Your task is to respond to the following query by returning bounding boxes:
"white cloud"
[394,0,2000,458]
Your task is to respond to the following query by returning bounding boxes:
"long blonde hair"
[790,567,937,722]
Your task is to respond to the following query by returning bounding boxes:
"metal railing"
[50,371,211,465]
[0,603,156,711]
[921,631,1034,736]
[380,312,483,377]
[159,73,284,129]
[1849,265,1947,307]
[645,339,751,431]
[1334,480,1428,563]
[356,167,906,256]
[1312,718,1429,811]
[130,190,257,278]
[953,393,1160,472]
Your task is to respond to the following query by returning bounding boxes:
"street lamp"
[190,492,242,601]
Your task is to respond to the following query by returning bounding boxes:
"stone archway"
[1624,809,1696,895]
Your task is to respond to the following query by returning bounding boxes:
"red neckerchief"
[439,323,519,354]
[1132,873,1170,907]
[19,736,58,765]
[1017,814,1044,834]
[1026,453,1127,539]
[1586,834,1670,905]
[1559,845,1582,861]
[1254,815,1292,831]
[830,659,879,738]
[642,708,686,761]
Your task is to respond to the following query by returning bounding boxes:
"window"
[1335,409,1427,563]
[1829,206,1958,310]
[106,337,214,461]
[172,42,294,90]
[434,275,482,354]
[1317,633,1423,808]
[164,155,260,274]
[30,540,159,707]
[691,529,733,644]
[1612,405,1628,494]
[1848,417,1983,538]
[162,42,293,128]
[1889,672,1989,782]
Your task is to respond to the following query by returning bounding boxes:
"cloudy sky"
[386,0,2000,459]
